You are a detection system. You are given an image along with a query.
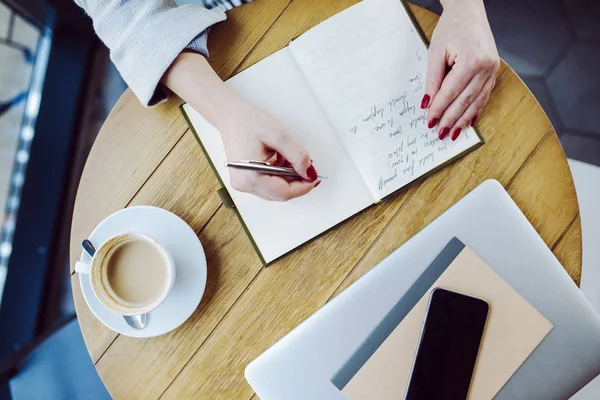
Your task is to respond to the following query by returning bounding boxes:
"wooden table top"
[70,2,582,399]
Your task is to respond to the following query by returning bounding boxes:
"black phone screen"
[405,288,489,400]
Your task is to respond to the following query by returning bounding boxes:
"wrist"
[163,52,241,132]
[205,93,248,137]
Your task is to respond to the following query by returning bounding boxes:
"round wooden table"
[70,2,581,399]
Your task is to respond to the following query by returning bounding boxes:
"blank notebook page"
[183,48,372,263]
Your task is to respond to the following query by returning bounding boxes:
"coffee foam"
[89,233,174,316]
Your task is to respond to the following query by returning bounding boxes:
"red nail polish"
[451,127,462,141]
[314,180,321,188]
[471,114,478,126]
[307,165,318,181]
[421,94,430,109]
[438,127,450,139]
[427,118,438,129]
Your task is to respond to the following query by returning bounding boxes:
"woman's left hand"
[422,0,500,141]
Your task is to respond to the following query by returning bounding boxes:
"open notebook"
[182,0,484,265]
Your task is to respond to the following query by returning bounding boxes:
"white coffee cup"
[75,232,175,316]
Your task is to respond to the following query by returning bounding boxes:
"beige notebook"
[342,247,553,400]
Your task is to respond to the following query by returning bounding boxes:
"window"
[0,1,51,305]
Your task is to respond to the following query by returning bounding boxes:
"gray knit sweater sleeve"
[75,0,226,106]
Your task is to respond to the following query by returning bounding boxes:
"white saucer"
[78,206,207,338]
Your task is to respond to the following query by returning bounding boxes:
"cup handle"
[75,261,91,274]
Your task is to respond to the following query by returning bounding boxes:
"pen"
[224,160,328,180]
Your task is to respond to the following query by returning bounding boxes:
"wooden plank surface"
[69,93,187,274]
[75,131,227,363]
[93,132,264,399]
[553,215,582,285]
[208,0,293,79]
[69,2,582,399]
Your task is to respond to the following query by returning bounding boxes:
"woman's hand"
[163,52,319,201]
[217,96,320,201]
[422,0,500,141]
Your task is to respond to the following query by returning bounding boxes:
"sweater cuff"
[148,29,211,106]
[185,29,210,56]
[115,5,226,107]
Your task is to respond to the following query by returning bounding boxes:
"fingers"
[435,73,487,139]
[426,63,476,128]
[230,170,320,201]
[254,175,320,201]
[426,51,499,141]
[448,76,494,140]
[273,152,312,182]
[422,42,447,109]
[263,132,317,181]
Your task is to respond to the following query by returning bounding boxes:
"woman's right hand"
[164,52,320,201]
[216,95,320,201]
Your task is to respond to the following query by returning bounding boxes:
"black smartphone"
[404,288,489,400]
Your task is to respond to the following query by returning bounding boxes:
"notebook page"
[289,0,482,200]
[183,48,373,263]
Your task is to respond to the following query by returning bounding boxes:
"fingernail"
[471,114,478,126]
[427,118,438,129]
[451,127,462,141]
[307,165,318,181]
[421,94,430,109]
[438,127,450,139]
[314,180,321,188]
